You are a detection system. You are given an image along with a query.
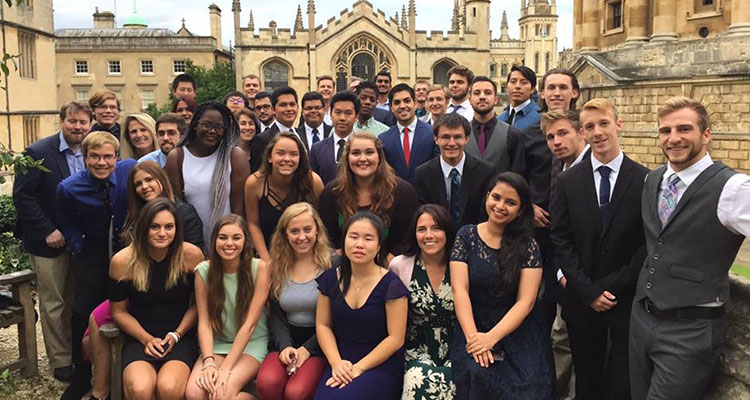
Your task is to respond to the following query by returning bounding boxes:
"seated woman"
[450,172,554,399]
[314,211,409,400]
[121,113,159,160]
[244,131,324,261]
[389,204,458,399]
[109,198,204,400]
[318,132,419,263]
[83,161,204,400]
[256,202,332,400]
[185,214,271,400]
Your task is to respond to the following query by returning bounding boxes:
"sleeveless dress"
[258,178,291,249]
[449,225,554,399]
[195,258,269,362]
[109,257,198,369]
[313,268,410,400]
[182,146,232,247]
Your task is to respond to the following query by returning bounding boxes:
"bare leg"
[123,361,157,400]
[156,360,192,400]
[223,354,261,400]
[86,314,111,399]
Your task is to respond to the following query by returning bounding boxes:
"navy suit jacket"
[380,119,439,185]
[372,108,396,127]
[309,135,340,185]
[12,133,73,257]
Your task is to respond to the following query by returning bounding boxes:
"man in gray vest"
[466,76,521,173]
[630,97,750,399]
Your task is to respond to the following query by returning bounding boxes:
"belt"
[642,299,724,320]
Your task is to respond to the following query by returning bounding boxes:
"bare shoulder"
[109,247,133,280]
[182,242,205,272]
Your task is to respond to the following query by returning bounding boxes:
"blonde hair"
[121,113,158,159]
[82,131,119,158]
[268,203,332,299]
[658,96,710,132]
[540,110,581,134]
[88,89,121,111]
[581,98,618,121]
[426,85,448,97]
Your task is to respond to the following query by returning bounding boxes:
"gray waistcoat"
[636,162,744,310]
[465,122,510,172]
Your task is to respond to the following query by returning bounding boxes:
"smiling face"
[448,73,470,102]
[358,88,377,119]
[215,223,245,262]
[302,98,325,127]
[541,73,578,111]
[485,181,522,227]
[414,82,429,104]
[507,70,535,107]
[390,90,416,125]
[545,118,585,165]
[243,77,261,99]
[156,122,180,154]
[226,96,246,115]
[375,75,392,96]
[286,212,318,256]
[332,100,357,136]
[148,210,176,249]
[344,218,380,265]
[133,170,164,201]
[435,125,468,165]
[61,109,92,147]
[269,137,301,176]
[415,212,447,259]
[580,107,622,163]
[658,107,711,172]
[317,79,335,102]
[425,88,448,118]
[238,114,256,142]
[274,94,299,127]
[469,81,497,116]
[85,143,117,180]
[175,100,194,125]
[94,98,120,127]
[195,109,225,150]
[348,137,380,179]
[127,120,154,156]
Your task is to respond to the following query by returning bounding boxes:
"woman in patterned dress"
[389,204,458,400]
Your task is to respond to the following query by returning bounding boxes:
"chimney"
[93,7,116,29]
[209,3,222,49]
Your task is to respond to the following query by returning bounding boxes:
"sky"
[53,0,574,51]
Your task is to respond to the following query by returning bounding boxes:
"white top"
[183,147,232,246]
[440,151,466,201]
[590,150,624,205]
[448,98,474,122]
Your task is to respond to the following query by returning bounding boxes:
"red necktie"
[403,127,411,167]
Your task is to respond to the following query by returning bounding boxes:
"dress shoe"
[53,366,74,382]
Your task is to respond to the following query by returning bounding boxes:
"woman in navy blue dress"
[314,211,409,400]
[450,172,555,399]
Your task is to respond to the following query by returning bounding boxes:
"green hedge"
[0,194,29,275]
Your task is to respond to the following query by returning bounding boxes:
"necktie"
[403,127,411,167]
[312,128,320,145]
[449,168,461,221]
[598,165,611,226]
[478,124,487,156]
[506,109,516,126]
[451,104,461,114]
[658,173,681,227]
[336,139,346,162]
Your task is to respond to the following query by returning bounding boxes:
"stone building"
[55,5,232,116]
[0,0,57,152]
[232,0,558,95]
[565,0,750,174]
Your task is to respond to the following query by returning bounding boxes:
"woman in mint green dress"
[185,214,271,400]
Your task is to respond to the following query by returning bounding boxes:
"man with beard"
[414,79,430,118]
[297,91,332,152]
[255,91,276,132]
[499,65,540,131]
[466,76,520,173]
[422,85,449,126]
[88,89,121,139]
[354,81,389,136]
[317,75,336,125]
[446,65,475,122]
[242,74,262,108]
[138,113,188,167]
[310,91,360,185]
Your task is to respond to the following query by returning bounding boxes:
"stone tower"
[519,0,558,76]
[465,0,491,50]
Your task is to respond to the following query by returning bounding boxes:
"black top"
[176,199,205,253]
[259,178,290,249]
[91,122,121,140]
[517,122,553,210]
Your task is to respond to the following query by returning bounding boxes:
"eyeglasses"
[437,134,466,142]
[256,104,272,110]
[95,105,119,111]
[228,98,245,104]
[198,121,225,132]
[86,154,116,162]
[303,106,324,111]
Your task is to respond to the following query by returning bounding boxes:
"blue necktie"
[598,165,611,226]
[449,168,461,221]
[658,174,681,227]
[451,105,461,114]
[312,128,320,145]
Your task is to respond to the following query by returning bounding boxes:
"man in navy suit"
[310,91,360,185]
[380,83,439,185]
[297,91,332,152]
[12,101,93,383]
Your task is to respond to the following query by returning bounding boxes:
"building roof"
[55,28,178,37]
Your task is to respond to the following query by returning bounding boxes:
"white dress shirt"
[260,120,273,132]
[439,152,466,201]
[332,131,352,163]
[591,150,624,206]
[397,118,418,154]
[303,122,324,148]
[323,110,333,126]
[563,144,590,172]
[449,98,474,122]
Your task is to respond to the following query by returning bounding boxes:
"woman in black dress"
[450,172,555,399]
[109,198,205,399]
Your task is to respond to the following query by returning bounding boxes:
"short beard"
[473,106,493,117]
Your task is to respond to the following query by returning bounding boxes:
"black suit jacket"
[550,153,648,313]
[372,108,396,127]
[309,135,340,185]
[415,153,495,226]
[295,121,332,152]
[12,133,73,257]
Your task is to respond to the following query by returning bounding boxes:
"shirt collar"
[450,98,471,110]
[512,99,532,114]
[275,120,294,132]
[563,144,590,171]
[305,121,323,133]
[332,130,351,142]
[397,118,418,134]
[58,131,78,154]
[355,117,374,128]
[665,153,713,187]
[590,149,624,174]
[440,152,466,178]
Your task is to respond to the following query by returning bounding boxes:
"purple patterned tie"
[478,124,487,155]
[658,174,681,226]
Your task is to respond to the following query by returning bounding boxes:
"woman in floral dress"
[390,204,458,399]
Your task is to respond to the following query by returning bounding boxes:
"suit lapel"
[576,160,603,233]
[458,156,476,214]
[50,135,72,178]
[385,129,407,172]
[430,159,449,208]
[600,156,635,239]
[296,127,310,152]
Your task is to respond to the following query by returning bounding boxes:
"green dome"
[123,11,147,27]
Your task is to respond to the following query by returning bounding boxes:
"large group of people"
[12,63,749,400]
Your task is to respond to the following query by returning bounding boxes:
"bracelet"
[167,331,180,343]
[201,363,217,371]
[174,329,182,340]
[202,355,215,362]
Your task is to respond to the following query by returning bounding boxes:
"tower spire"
[401,5,407,29]
[451,0,460,31]
[294,5,304,32]
[248,10,254,30]
[500,10,510,40]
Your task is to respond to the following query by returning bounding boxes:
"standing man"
[414,79,430,118]
[254,91,276,132]
[297,91,332,152]
[310,91,360,185]
[380,84,439,184]
[551,99,648,400]
[446,65,475,122]
[242,74,262,107]
[499,65,540,131]
[354,81,389,136]
[56,132,136,399]
[12,101,93,384]
[466,76,520,173]
[172,73,197,100]
[415,112,495,225]
[89,89,121,139]
[138,113,188,167]
[375,70,393,111]
[630,97,750,400]
[317,75,336,125]
[422,85,449,126]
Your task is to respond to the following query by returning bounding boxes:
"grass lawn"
[730,264,750,280]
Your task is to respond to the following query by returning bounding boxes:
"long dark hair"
[403,204,457,266]
[258,131,317,206]
[122,161,175,244]
[337,211,386,296]
[487,172,535,293]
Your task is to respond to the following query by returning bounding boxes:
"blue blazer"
[498,101,541,132]
[309,135,339,186]
[380,119,439,185]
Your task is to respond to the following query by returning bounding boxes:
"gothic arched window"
[352,53,376,82]
[534,52,540,74]
[333,34,393,88]
[263,61,288,91]
[501,63,508,76]
[433,60,455,87]
[545,52,551,73]
[489,63,497,78]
